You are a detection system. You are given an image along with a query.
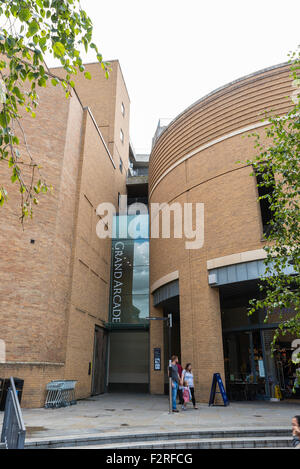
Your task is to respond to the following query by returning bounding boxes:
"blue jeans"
[172,381,178,410]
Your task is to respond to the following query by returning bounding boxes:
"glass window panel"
[132,294,149,319]
[116,294,149,323]
[112,240,149,265]
[132,267,149,294]
[113,215,149,240]
[221,306,250,330]
[133,240,149,266]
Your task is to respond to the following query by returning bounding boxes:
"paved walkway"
[1,393,299,440]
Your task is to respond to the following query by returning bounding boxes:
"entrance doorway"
[151,280,180,395]
[91,326,108,395]
[108,330,149,392]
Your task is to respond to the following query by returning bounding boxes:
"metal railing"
[127,167,149,177]
[1,377,26,449]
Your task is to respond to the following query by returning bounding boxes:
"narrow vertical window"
[120,129,124,144]
[121,102,125,117]
[255,166,275,236]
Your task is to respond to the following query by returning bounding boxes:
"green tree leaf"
[53,41,66,58]
[19,8,31,22]
[0,0,105,220]
[28,20,39,36]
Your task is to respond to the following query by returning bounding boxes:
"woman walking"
[182,363,198,409]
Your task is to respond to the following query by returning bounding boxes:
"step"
[23,427,291,449]
[60,436,293,450]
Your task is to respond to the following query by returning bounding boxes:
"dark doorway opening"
[91,326,108,395]
[161,295,180,394]
[108,330,149,393]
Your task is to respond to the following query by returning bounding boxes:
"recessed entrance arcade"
[152,280,181,394]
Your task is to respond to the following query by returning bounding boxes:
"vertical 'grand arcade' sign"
[111,241,125,323]
[109,215,149,325]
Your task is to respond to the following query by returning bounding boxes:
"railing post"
[0,377,26,449]
[0,389,11,445]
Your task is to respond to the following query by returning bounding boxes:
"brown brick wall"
[0,364,64,408]
[63,107,123,398]
[0,61,130,407]
[149,301,165,394]
[0,84,79,364]
[150,63,293,192]
[52,60,130,179]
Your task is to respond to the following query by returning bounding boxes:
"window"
[121,102,125,117]
[254,166,275,236]
[120,129,124,144]
[119,158,123,173]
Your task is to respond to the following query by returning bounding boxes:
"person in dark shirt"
[177,362,183,377]
[171,355,180,412]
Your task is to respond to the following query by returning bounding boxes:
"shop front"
[208,256,298,401]
[220,282,299,401]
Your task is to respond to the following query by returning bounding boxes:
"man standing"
[171,355,180,412]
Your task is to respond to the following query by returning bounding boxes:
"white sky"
[69,1,299,153]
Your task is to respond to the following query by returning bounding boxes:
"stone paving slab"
[0,393,299,440]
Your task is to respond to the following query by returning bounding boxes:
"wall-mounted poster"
[154,348,161,371]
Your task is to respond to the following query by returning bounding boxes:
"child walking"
[181,380,191,411]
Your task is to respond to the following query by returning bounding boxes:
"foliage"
[0,0,109,221]
[245,48,300,385]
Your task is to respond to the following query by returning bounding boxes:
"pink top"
[183,387,190,403]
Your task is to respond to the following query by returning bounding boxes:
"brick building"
[148,62,298,403]
[0,60,132,407]
[0,61,298,407]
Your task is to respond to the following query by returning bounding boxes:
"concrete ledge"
[207,249,267,270]
[151,270,179,294]
[1,362,65,366]
[126,175,148,185]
